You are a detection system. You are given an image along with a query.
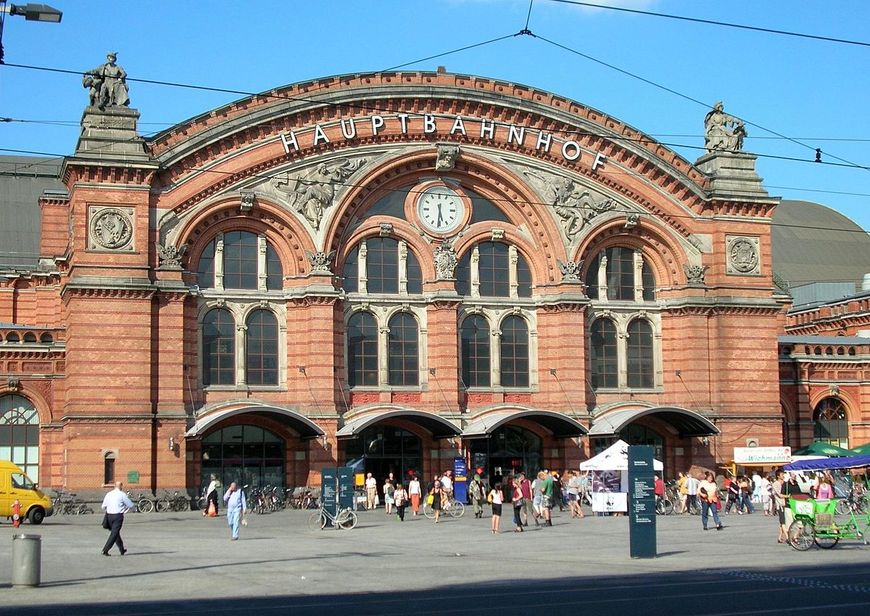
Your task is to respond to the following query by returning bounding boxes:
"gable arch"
[176,196,315,279]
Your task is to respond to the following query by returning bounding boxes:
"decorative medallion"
[683,263,708,286]
[306,250,336,274]
[88,206,134,251]
[726,236,760,275]
[157,242,188,270]
[558,259,584,283]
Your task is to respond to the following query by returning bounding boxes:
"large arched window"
[388,313,419,386]
[197,231,282,291]
[461,315,491,388]
[456,242,532,298]
[813,397,849,448]
[500,315,529,387]
[342,238,422,295]
[590,318,618,389]
[627,319,654,388]
[585,247,655,301]
[246,310,278,386]
[347,312,378,387]
[202,308,235,386]
[0,395,39,482]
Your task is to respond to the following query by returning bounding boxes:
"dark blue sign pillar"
[321,467,337,517]
[453,457,468,503]
[337,466,354,511]
[628,446,657,558]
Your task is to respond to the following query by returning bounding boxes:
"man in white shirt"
[440,471,453,496]
[685,473,700,514]
[365,473,377,510]
[101,481,134,556]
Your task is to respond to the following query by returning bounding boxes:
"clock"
[415,185,466,234]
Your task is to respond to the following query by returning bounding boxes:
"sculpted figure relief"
[433,240,458,280]
[157,242,188,270]
[83,52,130,109]
[704,101,746,152]
[524,171,616,238]
[274,158,366,230]
[435,144,460,171]
[306,250,336,274]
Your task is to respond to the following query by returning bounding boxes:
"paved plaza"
[2,506,869,615]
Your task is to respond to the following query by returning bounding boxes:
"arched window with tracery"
[585,247,655,301]
[813,397,849,449]
[246,310,278,386]
[627,319,654,389]
[461,315,491,388]
[0,395,40,482]
[342,238,422,295]
[202,308,235,386]
[347,312,378,387]
[590,318,618,389]
[388,313,419,386]
[197,231,282,291]
[456,242,532,298]
[500,315,529,387]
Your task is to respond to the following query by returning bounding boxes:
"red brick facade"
[4,72,836,496]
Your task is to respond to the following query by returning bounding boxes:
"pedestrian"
[739,475,754,514]
[203,474,220,516]
[519,472,534,525]
[223,481,248,541]
[394,483,408,521]
[772,470,788,544]
[676,472,688,513]
[685,471,700,514]
[488,483,504,534]
[469,474,486,518]
[100,481,134,556]
[383,478,395,515]
[365,473,377,510]
[654,473,665,510]
[816,475,834,500]
[429,481,445,523]
[408,474,422,516]
[540,471,554,526]
[511,477,525,532]
[699,471,723,531]
[760,474,773,516]
[440,470,454,498]
[567,470,583,518]
[531,471,544,526]
[724,474,739,514]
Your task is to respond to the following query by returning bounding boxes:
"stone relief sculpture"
[83,52,130,109]
[683,263,708,286]
[435,144,460,171]
[157,242,188,270]
[727,236,760,274]
[273,158,366,230]
[90,207,133,250]
[524,171,616,238]
[558,259,584,283]
[306,250,336,274]
[704,101,746,152]
[433,240,458,280]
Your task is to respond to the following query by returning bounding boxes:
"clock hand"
[436,202,444,226]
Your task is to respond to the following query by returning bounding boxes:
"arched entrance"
[0,395,40,482]
[200,425,285,490]
[813,397,849,448]
[468,425,542,487]
[342,425,423,482]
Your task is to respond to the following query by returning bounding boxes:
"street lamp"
[0,2,63,64]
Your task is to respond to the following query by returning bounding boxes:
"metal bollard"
[11,534,41,587]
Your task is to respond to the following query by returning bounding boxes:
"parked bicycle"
[50,488,94,515]
[423,495,465,519]
[307,505,358,531]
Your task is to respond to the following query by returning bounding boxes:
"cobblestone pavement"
[2,506,869,615]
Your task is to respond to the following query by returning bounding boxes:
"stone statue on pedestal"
[704,101,746,152]
[83,52,130,109]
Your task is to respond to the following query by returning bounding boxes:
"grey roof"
[0,156,65,269]
[779,335,870,345]
[772,200,870,293]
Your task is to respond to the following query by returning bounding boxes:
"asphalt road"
[2,505,868,615]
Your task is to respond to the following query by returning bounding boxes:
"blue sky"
[2,0,868,232]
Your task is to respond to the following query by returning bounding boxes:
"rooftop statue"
[704,101,746,152]
[83,52,130,109]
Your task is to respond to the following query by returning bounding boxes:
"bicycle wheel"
[449,501,465,518]
[307,511,327,531]
[835,499,851,516]
[787,520,814,551]
[79,504,95,515]
[814,531,840,549]
[661,499,674,515]
[336,509,358,530]
[138,498,154,513]
[423,501,435,519]
[155,498,171,513]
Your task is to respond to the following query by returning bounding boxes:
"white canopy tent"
[580,439,664,472]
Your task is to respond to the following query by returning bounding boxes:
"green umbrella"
[792,441,852,457]
[850,442,870,456]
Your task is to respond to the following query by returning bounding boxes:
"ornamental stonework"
[726,236,760,275]
[88,206,134,251]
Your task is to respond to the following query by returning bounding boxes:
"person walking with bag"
[699,472,723,531]
[429,481,445,524]
[203,474,220,516]
[469,474,486,518]
[488,483,504,534]
[100,481,134,556]
[223,481,248,541]
[511,478,525,532]
[394,483,408,521]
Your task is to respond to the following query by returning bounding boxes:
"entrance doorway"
[469,425,542,487]
[342,425,422,484]
[200,425,285,492]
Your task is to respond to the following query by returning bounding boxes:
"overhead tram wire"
[2,143,867,238]
[541,0,870,49]
[531,34,870,173]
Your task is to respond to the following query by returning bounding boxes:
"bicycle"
[136,494,155,513]
[307,506,358,531]
[423,495,465,519]
[655,495,674,515]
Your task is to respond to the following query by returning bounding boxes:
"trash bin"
[11,534,41,587]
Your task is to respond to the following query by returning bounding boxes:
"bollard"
[11,534,41,587]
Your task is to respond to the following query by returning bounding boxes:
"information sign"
[453,457,468,503]
[337,466,354,512]
[321,467,337,517]
[628,445,657,559]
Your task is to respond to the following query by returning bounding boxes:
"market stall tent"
[580,440,663,471]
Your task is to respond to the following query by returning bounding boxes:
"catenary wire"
[541,0,870,48]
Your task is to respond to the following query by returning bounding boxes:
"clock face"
[416,186,465,234]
